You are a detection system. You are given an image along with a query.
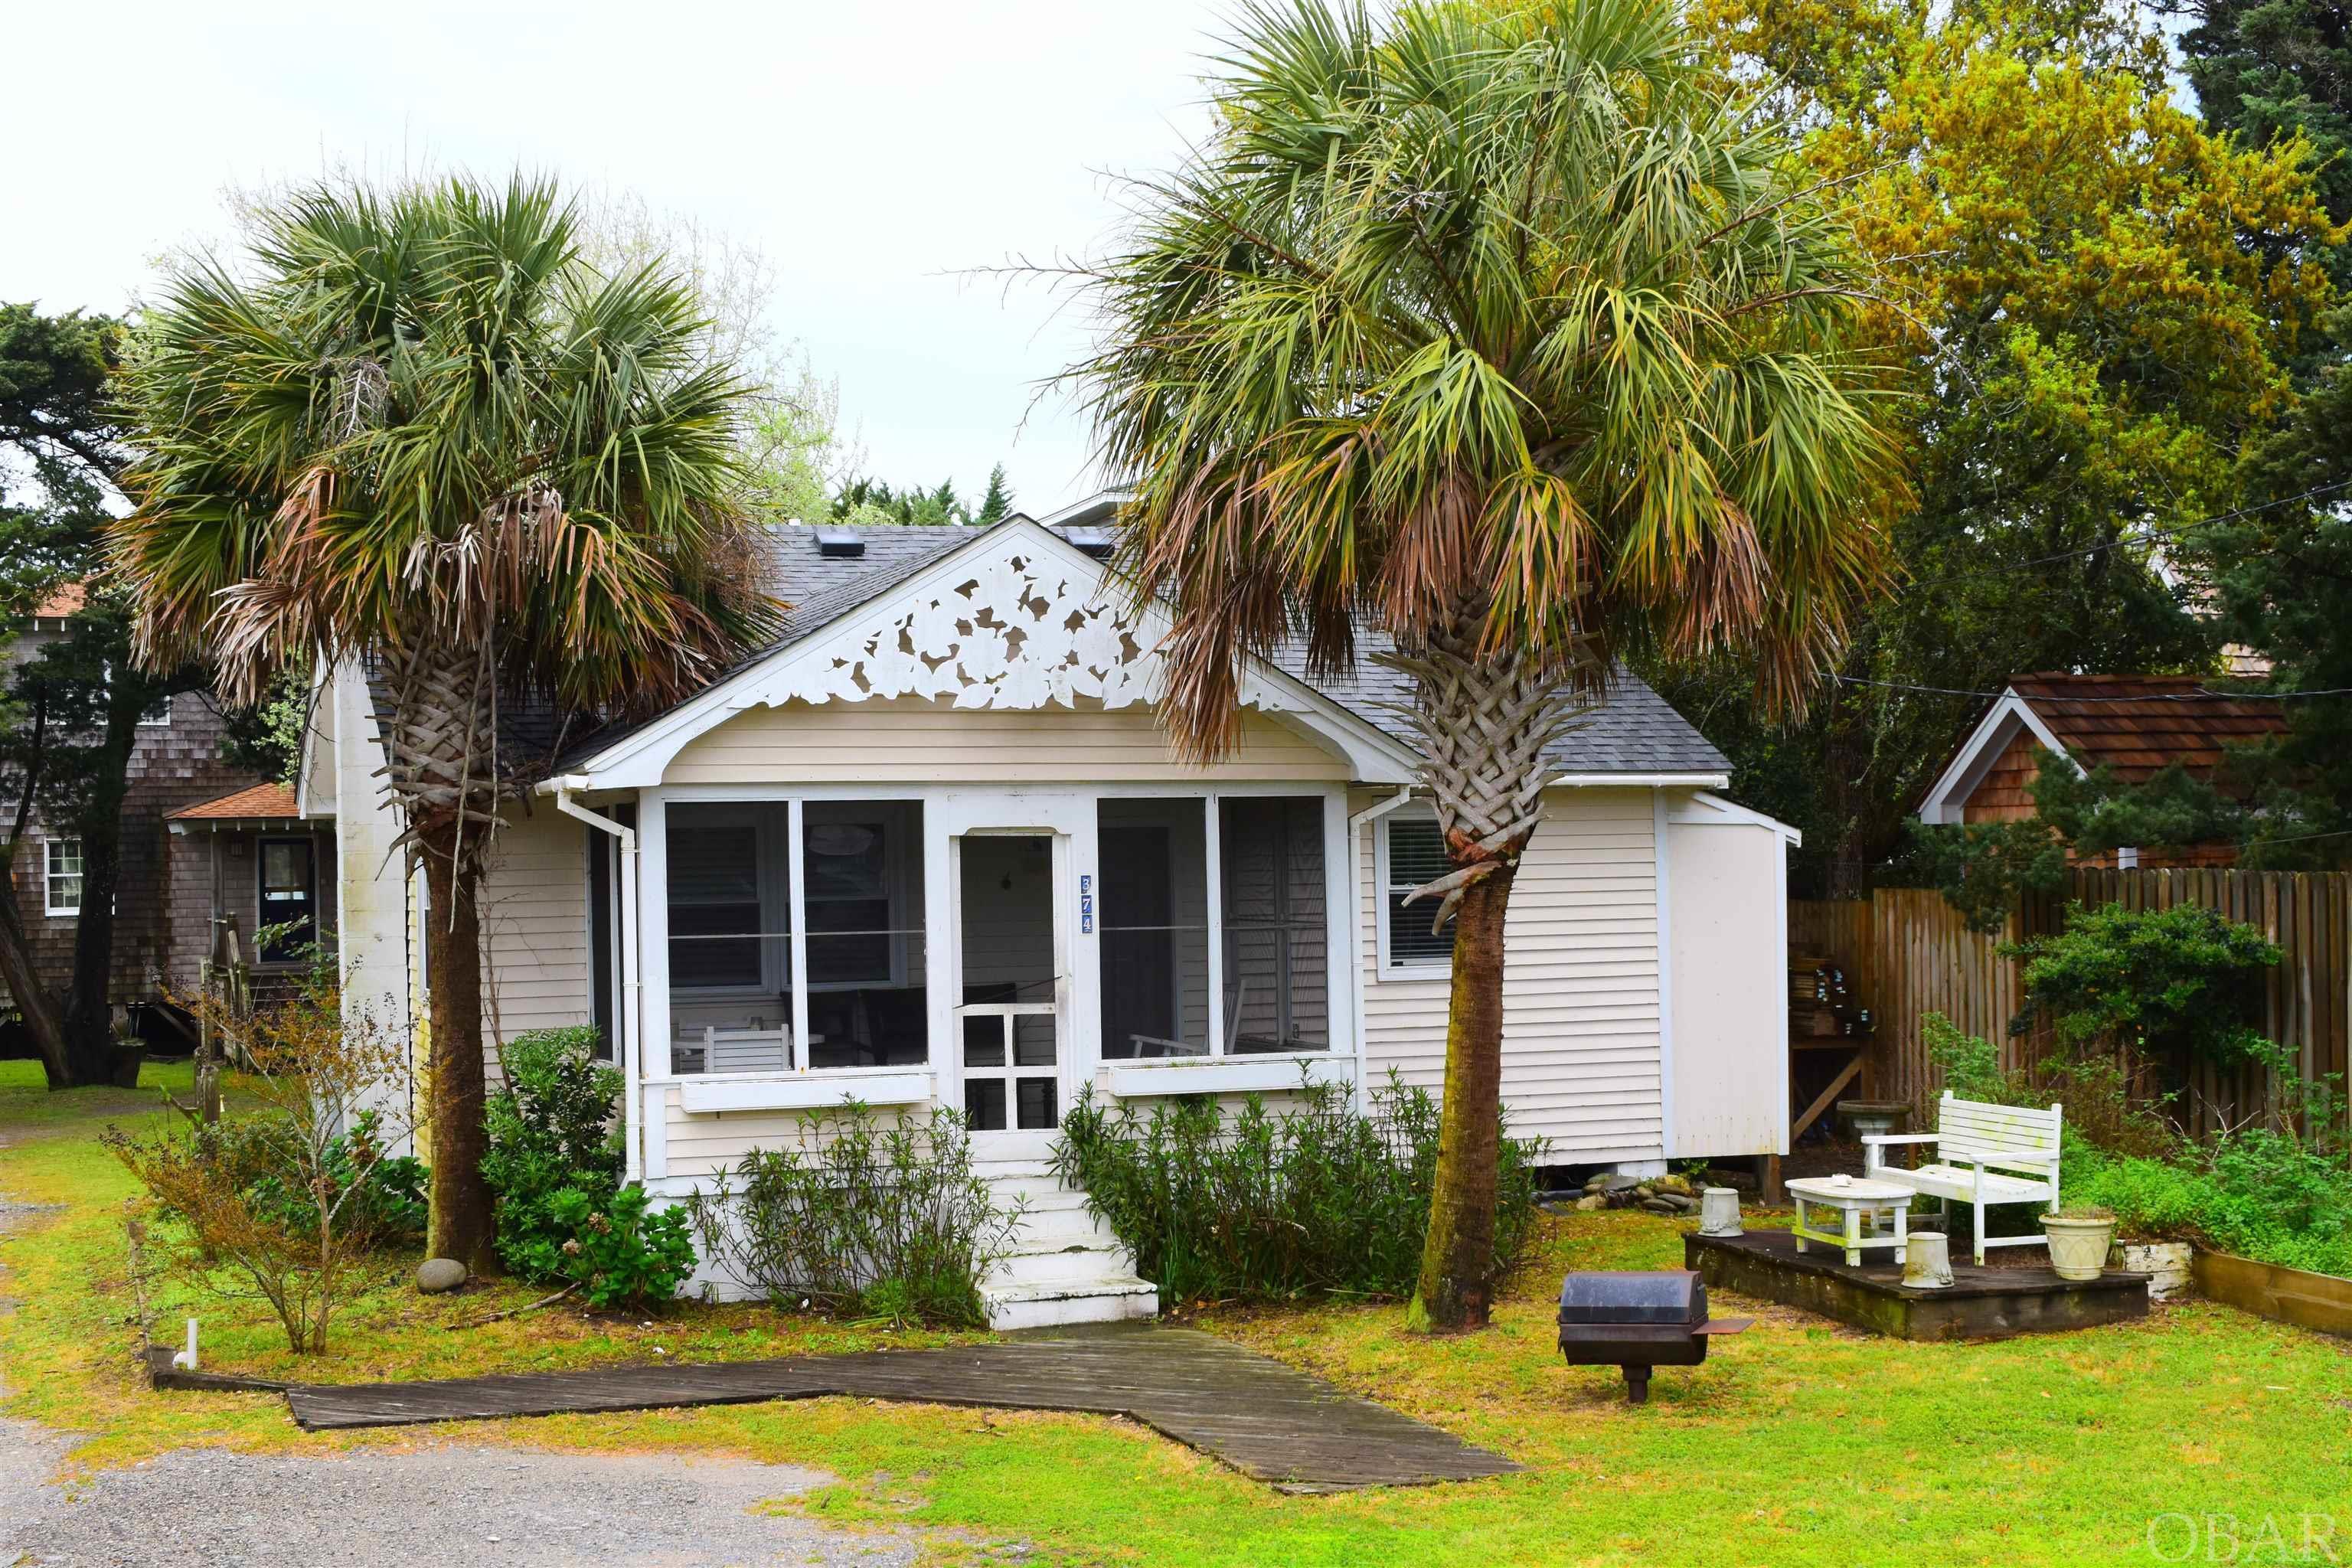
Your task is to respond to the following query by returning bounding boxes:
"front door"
[951,825,1070,1135]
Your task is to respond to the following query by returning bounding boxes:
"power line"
[1946,478,2352,579]
[1832,675,2352,703]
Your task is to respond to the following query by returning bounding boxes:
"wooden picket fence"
[1790,871,2352,1139]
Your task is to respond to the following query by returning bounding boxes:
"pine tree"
[976,464,1014,526]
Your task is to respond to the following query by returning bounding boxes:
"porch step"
[977,1159,1157,1330]
[981,1276,1160,1331]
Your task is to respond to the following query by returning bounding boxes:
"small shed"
[1916,674,2285,867]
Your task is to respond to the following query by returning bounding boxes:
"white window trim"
[137,694,172,727]
[1374,809,1454,979]
[43,838,85,916]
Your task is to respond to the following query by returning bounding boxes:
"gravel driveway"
[0,1129,927,1568]
[0,1429,923,1568]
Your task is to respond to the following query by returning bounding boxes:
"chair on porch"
[695,1025,793,1074]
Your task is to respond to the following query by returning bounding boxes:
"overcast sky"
[3,2,1234,514]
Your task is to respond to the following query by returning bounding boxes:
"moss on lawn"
[5,1060,2350,1566]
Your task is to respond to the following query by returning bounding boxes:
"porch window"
[1218,797,1328,1053]
[1380,814,1457,972]
[1096,799,1211,1059]
[664,799,924,1075]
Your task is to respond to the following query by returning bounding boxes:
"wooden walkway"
[283,1328,1518,1492]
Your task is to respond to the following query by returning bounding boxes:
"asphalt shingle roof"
[551,521,1726,778]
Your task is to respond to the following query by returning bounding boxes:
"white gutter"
[1550,773,1730,790]
[551,776,642,1186]
[1345,788,1416,1111]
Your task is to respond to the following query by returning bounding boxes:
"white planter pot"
[2042,1215,2118,1281]
[2112,1240,2194,1301]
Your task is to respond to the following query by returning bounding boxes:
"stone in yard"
[1659,1193,1698,1213]
[416,1258,468,1294]
[1575,1195,1606,1211]
[1654,1173,1694,1197]
[1641,1198,1680,1215]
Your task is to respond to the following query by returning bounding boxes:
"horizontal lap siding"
[662,696,1349,784]
[477,809,591,1060]
[1359,789,1662,1161]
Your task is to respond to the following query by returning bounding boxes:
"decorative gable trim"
[553,519,1419,789]
[1916,691,2080,825]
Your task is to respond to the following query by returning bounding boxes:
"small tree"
[2003,902,2284,1070]
[107,968,420,1354]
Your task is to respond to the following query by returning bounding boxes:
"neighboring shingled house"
[2,589,333,1049]
[1914,673,2288,867]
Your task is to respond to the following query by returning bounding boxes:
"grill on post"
[1557,1270,1752,1404]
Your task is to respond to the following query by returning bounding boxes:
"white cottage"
[301,501,1797,1328]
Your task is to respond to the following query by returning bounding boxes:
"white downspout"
[1347,788,1416,1111]
[553,777,642,1186]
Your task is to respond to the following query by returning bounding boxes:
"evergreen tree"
[976,464,1014,526]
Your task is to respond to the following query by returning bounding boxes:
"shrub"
[1922,1011,2178,1160]
[1051,1071,1545,1305]
[545,1184,697,1310]
[2069,1131,2352,1278]
[483,1026,622,1282]
[108,972,416,1353]
[2002,902,2282,1069]
[688,1102,1019,1327]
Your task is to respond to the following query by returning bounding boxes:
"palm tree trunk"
[420,829,494,1270]
[1386,605,1589,1333]
[379,639,503,1273]
[1410,862,1514,1330]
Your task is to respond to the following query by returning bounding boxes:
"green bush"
[245,1109,427,1246]
[688,1102,1019,1327]
[1921,1011,2178,1160]
[2069,1131,2352,1278]
[1051,1071,1545,1305]
[2003,901,2282,1068]
[482,1026,622,1281]
[544,1184,697,1309]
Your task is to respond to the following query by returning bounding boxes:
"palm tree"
[1076,0,1905,1329]
[113,175,781,1269]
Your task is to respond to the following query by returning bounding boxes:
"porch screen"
[664,800,926,1074]
[1217,797,1329,1053]
[1096,799,1210,1059]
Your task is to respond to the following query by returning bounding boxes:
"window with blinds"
[668,822,766,988]
[1383,816,1455,969]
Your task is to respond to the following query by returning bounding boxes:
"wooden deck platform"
[283,1327,1518,1493]
[1687,1230,2150,1340]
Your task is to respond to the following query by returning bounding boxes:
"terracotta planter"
[2042,1214,2118,1281]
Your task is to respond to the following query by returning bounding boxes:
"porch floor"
[283,1325,1518,1492]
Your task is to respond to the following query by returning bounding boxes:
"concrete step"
[985,1241,1141,1290]
[982,1276,1159,1331]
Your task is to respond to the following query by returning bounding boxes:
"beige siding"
[1358,788,1663,1161]
[663,696,1349,785]
[476,808,593,1055]
[1664,815,1786,1158]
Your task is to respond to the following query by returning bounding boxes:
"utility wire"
[1831,675,2352,703]
[1942,478,2352,579]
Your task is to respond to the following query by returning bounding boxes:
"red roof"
[2007,673,2287,786]
[31,583,84,619]
[167,782,302,822]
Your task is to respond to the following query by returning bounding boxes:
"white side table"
[1785,1175,1915,1266]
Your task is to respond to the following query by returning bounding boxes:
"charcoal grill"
[1557,1270,1752,1403]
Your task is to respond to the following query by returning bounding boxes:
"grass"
[6,1059,2352,1566]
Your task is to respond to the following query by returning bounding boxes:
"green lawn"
[4,1058,2349,1566]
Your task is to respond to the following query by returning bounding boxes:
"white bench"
[1861,1091,2063,1266]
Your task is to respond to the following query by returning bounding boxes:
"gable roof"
[548,517,1728,786]
[2005,674,2285,780]
[1916,672,2288,824]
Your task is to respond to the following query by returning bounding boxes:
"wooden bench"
[1861,1091,2063,1265]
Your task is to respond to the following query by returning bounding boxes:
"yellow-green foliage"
[6,1063,2352,1566]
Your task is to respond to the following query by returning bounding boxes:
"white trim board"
[550,518,1420,791]
[1916,691,2080,825]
